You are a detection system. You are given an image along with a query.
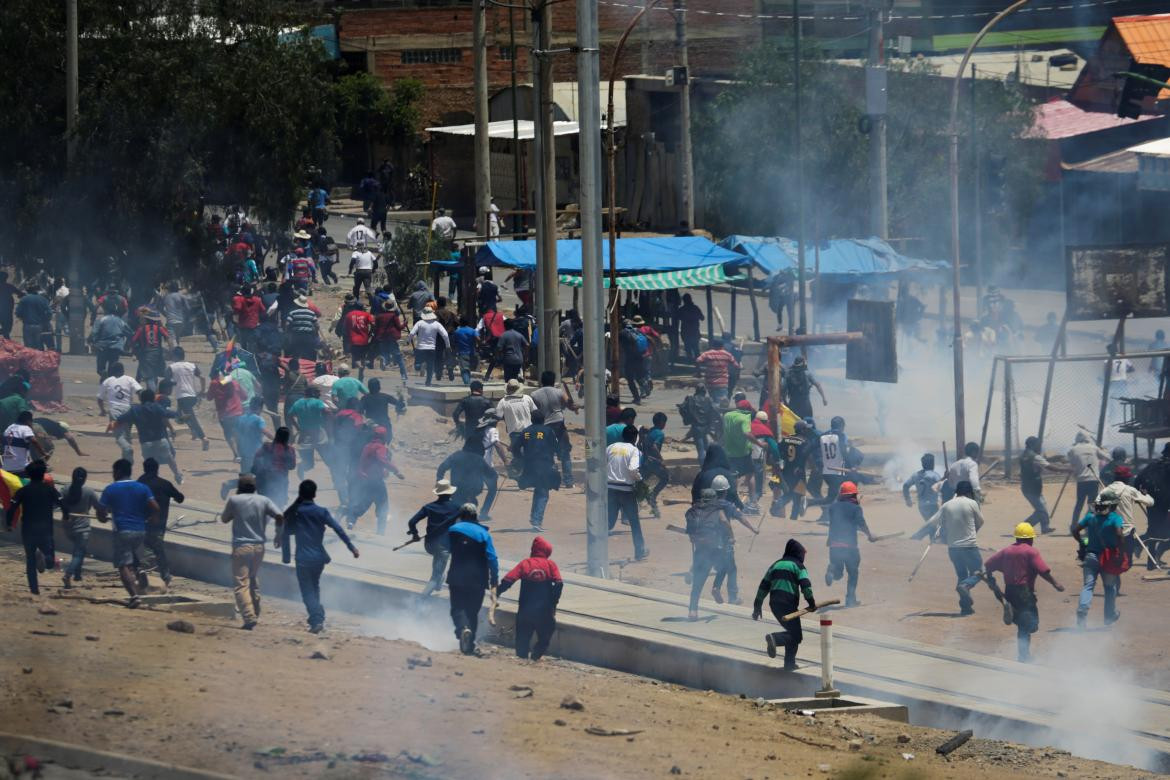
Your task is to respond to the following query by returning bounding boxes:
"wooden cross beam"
[765,331,864,441]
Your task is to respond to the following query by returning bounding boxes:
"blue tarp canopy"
[475,236,749,274]
[720,236,948,279]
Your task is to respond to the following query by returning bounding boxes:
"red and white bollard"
[815,618,840,698]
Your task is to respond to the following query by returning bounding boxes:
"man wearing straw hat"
[407,478,462,597]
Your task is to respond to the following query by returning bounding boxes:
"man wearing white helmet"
[346,217,378,249]
[476,267,500,315]
[705,474,758,608]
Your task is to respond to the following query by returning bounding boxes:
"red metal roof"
[1033,98,1159,139]
[1114,14,1170,99]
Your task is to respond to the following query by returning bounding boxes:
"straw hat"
[433,479,457,496]
[631,315,646,326]
[294,294,309,307]
[294,230,311,240]
[505,378,522,394]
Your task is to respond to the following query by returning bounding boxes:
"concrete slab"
[406,382,529,414]
[39,502,1170,772]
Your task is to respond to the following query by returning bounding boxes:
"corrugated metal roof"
[1033,98,1159,139]
[1062,148,1139,173]
[1114,14,1170,99]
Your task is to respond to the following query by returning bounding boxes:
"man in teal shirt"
[1072,490,1125,629]
[605,407,636,445]
[289,387,327,479]
[330,366,368,409]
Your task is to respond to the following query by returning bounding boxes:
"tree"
[692,42,1044,268]
[334,72,423,170]
[0,0,337,281]
[383,225,451,300]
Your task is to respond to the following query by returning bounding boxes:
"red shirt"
[207,380,243,419]
[696,349,740,389]
[638,325,661,356]
[131,322,171,351]
[344,310,375,347]
[374,311,403,342]
[984,542,1050,589]
[232,295,264,329]
[750,419,773,439]
[358,441,393,480]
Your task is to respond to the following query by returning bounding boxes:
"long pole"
[867,0,888,239]
[473,0,491,244]
[509,5,522,237]
[674,0,694,228]
[577,0,609,578]
[66,0,85,354]
[972,63,983,306]
[948,0,1031,451]
[793,0,807,334]
[537,2,557,375]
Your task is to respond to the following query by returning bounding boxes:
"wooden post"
[705,286,714,344]
[1003,360,1014,479]
[978,356,999,463]
[767,338,782,439]
[1097,315,1127,445]
[937,282,947,346]
[812,240,821,333]
[1035,312,1069,448]
[730,285,738,338]
[748,268,760,341]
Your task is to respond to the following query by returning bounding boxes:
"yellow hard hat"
[1013,522,1037,540]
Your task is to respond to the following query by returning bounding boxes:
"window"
[401,48,463,65]
[499,45,516,61]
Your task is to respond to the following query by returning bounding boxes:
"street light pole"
[578,0,609,578]
[793,0,807,334]
[947,0,1031,449]
[473,0,491,243]
[66,0,85,354]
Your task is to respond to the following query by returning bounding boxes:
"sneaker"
[1002,600,1014,626]
[531,523,543,533]
[728,596,743,606]
[825,570,834,587]
[62,573,72,590]
[459,627,474,655]
[1105,610,1121,626]
[127,596,140,609]
[711,587,724,604]
[308,623,324,634]
[34,549,45,573]
[688,610,699,621]
[782,662,799,672]
[1076,613,1087,629]
[960,607,975,616]
[844,598,860,608]
[650,503,661,519]
[765,634,777,658]
[242,620,257,631]
[635,549,650,561]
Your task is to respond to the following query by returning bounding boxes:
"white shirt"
[495,394,537,434]
[488,203,501,239]
[1111,358,1134,382]
[167,361,201,399]
[2,424,36,471]
[927,495,983,548]
[409,319,450,351]
[351,250,376,272]
[431,215,456,240]
[606,442,642,490]
[945,456,981,495]
[512,269,532,292]
[311,375,339,410]
[482,426,500,466]
[99,375,142,418]
[1067,441,1106,482]
[1105,480,1154,534]
[819,433,845,475]
[346,224,377,247]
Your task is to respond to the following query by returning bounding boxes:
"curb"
[0,731,238,780]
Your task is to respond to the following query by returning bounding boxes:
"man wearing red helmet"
[824,481,876,607]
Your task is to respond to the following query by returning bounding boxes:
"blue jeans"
[457,352,474,385]
[691,426,709,465]
[710,387,729,407]
[607,488,646,558]
[948,546,984,611]
[421,535,450,597]
[296,561,326,628]
[65,528,89,579]
[1078,552,1120,620]
[1023,490,1050,532]
[531,487,550,527]
[827,546,861,604]
[381,341,408,380]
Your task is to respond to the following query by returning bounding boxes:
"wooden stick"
[978,458,1001,481]
[392,537,420,552]
[488,587,498,626]
[936,729,973,757]
[871,531,905,542]
[908,543,933,582]
[666,523,687,534]
[1049,468,1073,521]
[781,598,841,622]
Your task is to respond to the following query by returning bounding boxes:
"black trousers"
[515,609,556,659]
[1071,480,1098,525]
[449,585,486,644]
[768,595,803,667]
[22,526,55,595]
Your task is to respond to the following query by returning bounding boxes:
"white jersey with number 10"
[820,432,845,474]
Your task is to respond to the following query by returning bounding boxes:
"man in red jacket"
[231,286,265,352]
[497,536,563,660]
[342,302,376,379]
[347,425,404,535]
[373,298,408,381]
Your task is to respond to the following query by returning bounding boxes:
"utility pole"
[531,2,557,375]
[66,0,85,354]
[576,0,609,578]
[866,0,888,239]
[793,0,807,334]
[473,0,491,241]
[673,0,694,228]
[508,6,523,238]
[971,63,983,306]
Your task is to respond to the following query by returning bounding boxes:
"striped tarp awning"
[558,264,744,290]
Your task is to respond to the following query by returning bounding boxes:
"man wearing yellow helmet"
[984,522,1065,662]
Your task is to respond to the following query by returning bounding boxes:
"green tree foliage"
[334,72,424,169]
[0,0,336,279]
[693,43,1044,264]
[382,224,452,299]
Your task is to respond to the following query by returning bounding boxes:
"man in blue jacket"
[281,479,360,633]
[446,503,498,655]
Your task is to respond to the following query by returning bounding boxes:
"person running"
[98,362,141,463]
[529,371,578,489]
[348,425,404,535]
[446,503,499,655]
[902,453,942,524]
[137,457,184,587]
[942,441,982,503]
[695,338,740,407]
[496,378,537,453]
[409,308,450,386]
[1068,431,1109,526]
[252,427,297,507]
[453,380,493,444]
[373,296,409,380]
[515,410,560,532]
[280,479,360,633]
[752,538,817,671]
[60,467,100,588]
[775,421,813,519]
[407,479,462,598]
[781,355,826,420]
[436,437,500,520]
[166,347,209,451]
[497,536,563,660]
[129,308,171,391]
[824,481,877,607]
[686,485,749,618]
[89,302,133,380]
[96,459,160,608]
[639,412,670,518]
[5,460,62,595]
[922,480,985,616]
[220,473,283,630]
[116,389,182,482]
[3,410,47,477]
[359,377,404,442]
[206,373,244,459]
[1072,491,1125,629]
[984,522,1064,662]
[723,399,762,512]
[678,385,718,464]
[288,386,328,479]
[342,301,376,379]
[606,424,647,561]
